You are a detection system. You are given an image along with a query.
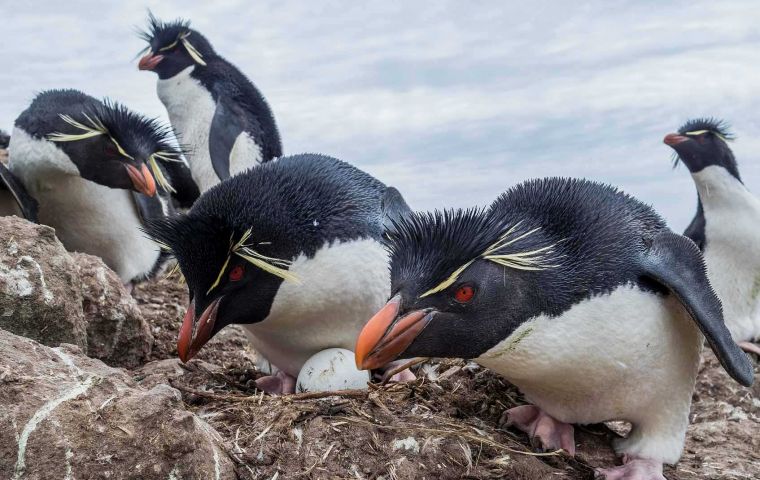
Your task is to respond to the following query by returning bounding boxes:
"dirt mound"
[132,277,760,480]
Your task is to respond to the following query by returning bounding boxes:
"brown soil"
[131,276,760,479]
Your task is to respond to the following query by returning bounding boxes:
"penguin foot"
[738,341,760,357]
[255,371,297,395]
[595,457,664,480]
[501,405,575,455]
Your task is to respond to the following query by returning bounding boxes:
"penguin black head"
[144,169,311,363]
[43,95,181,196]
[138,13,215,79]
[664,118,739,180]
[355,208,562,369]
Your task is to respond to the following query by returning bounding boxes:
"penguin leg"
[501,405,576,455]
[738,341,760,356]
[595,456,665,480]
[255,371,297,395]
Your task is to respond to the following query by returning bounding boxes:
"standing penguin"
[8,89,197,283]
[138,14,282,192]
[146,154,410,394]
[355,178,753,480]
[664,119,760,356]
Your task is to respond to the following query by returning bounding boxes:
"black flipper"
[381,186,412,235]
[642,231,754,386]
[157,160,200,209]
[209,95,245,181]
[683,200,706,251]
[0,162,38,222]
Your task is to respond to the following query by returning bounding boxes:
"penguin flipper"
[158,160,200,209]
[0,162,38,222]
[381,186,412,235]
[209,95,245,181]
[683,204,706,251]
[642,231,754,386]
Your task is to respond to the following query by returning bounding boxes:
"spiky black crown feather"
[388,208,558,298]
[92,99,179,157]
[138,12,191,47]
[677,117,734,140]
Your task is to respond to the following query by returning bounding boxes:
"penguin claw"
[255,371,296,395]
[595,458,665,480]
[738,341,760,357]
[502,405,576,456]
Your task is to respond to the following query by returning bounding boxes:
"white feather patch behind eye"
[419,222,560,299]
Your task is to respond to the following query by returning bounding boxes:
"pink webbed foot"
[502,405,576,455]
[738,341,760,356]
[376,359,418,383]
[595,457,665,480]
[255,371,297,395]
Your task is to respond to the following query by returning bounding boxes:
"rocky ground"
[0,212,759,479]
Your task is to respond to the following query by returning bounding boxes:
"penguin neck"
[157,66,219,192]
[691,165,750,212]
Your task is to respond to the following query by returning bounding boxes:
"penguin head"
[47,99,181,196]
[138,13,215,79]
[355,209,560,370]
[664,118,739,179]
[145,173,306,362]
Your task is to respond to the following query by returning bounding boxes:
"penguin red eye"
[229,265,245,282]
[454,284,475,304]
[104,142,118,156]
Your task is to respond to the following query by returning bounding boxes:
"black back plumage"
[0,129,9,149]
[146,154,399,295]
[391,178,666,314]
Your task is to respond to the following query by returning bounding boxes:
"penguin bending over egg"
[355,177,753,480]
[146,154,410,394]
[8,89,198,283]
[138,14,282,192]
[665,119,760,356]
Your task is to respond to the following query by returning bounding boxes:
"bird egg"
[296,348,370,393]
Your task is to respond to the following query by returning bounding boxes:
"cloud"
[1,1,759,231]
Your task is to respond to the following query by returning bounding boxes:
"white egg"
[296,348,370,393]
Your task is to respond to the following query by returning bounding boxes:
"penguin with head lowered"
[355,177,753,480]
[665,119,760,356]
[8,89,199,283]
[138,14,282,193]
[146,154,410,393]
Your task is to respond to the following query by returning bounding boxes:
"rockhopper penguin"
[146,154,410,394]
[8,89,197,283]
[665,119,760,356]
[0,161,38,221]
[355,177,753,480]
[138,14,282,192]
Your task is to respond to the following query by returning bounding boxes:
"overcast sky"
[2,1,759,230]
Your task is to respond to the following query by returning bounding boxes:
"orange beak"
[663,133,690,146]
[178,298,221,363]
[354,295,433,370]
[138,52,164,71]
[125,163,157,197]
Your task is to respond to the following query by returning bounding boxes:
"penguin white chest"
[8,130,160,282]
[244,238,390,377]
[157,67,218,192]
[695,166,760,341]
[477,284,702,463]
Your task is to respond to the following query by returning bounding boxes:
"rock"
[0,217,153,367]
[0,328,236,479]
[74,253,153,368]
[0,216,88,351]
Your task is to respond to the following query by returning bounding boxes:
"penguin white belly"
[476,284,703,464]
[229,132,263,176]
[244,238,390,377]
[8,130,159,282]
[157,66,218,192]
[694,166,760,342]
